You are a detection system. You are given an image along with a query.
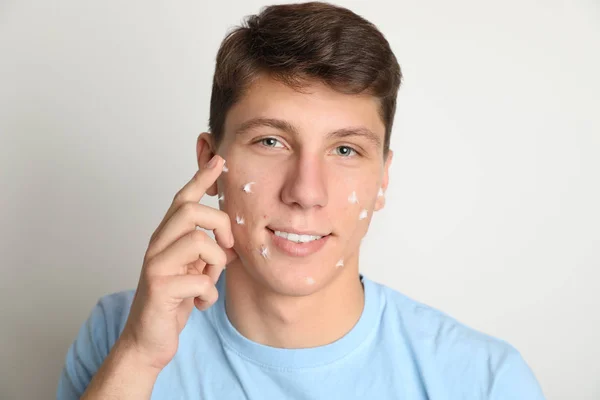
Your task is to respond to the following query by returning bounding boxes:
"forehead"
[223,75,385,140]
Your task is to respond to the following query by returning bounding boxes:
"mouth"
[267,226,330,243]
[266,227,331,257]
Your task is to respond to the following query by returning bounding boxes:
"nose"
[280,154,328,209]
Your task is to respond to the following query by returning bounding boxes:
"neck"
[224,259,364,349]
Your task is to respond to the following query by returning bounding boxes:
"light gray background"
[1,1,599,399]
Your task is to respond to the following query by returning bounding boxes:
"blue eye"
[335,146,357,157]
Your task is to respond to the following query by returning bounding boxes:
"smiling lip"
[267,226,330,236]
[266,228,330,257]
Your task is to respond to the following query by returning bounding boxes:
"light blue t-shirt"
[57,273,545,399]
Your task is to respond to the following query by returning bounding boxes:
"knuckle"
[148,229,163,246]
[180,201,197,216]
[173,190,187,204]
[196,274,212,291]
[142,250,152,265]
[149,230,162,247]
[144,256,160,272]
[188,229,208,244]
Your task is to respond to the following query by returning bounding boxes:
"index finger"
[176,155,224,204]
[153,155,225,242]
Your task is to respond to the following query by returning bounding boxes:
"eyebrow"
[234,117,382,149]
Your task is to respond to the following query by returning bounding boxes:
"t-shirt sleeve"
[490,350,546,400]
[56,292,130,399]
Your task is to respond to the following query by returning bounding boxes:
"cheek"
[217,166,273,236]
[334,177,380,223]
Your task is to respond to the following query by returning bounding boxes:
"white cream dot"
[358,209,368,220]
[242,182,255,193]
[260,245,269,259]
[236,214,245,225]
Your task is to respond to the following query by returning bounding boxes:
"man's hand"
[82,154,237,399]
[122,154,237,370]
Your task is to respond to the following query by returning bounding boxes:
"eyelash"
[256,137,360,157]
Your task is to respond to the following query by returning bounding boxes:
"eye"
[259,137,284,148]
[335,145,357,157]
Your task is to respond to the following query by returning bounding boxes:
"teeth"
[274,230,323,243]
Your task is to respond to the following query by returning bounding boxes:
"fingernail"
[205,155,218,169]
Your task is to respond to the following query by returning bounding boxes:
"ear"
[196,132,219,196]
[374,149,393,212]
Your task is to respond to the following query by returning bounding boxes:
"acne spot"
[358,209,369,220]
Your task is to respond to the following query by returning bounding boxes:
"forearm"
[81,338,161,400]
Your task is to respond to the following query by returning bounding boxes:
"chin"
[237,245,339,298]
[252,265,333,297]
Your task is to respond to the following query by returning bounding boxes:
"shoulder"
[366,278,545,398]
[57,290,135,399]
[95,289,136,317]
[75,289,136,358]
[371,278,514,354]
[92,289,136,344]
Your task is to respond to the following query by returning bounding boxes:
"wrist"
[113,335,164,377]
[80,334,162,399]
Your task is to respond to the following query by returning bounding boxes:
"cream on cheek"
[333,177,385,269]
[346,182,383,221]
[217,158,387,285]
[217,158,271,259]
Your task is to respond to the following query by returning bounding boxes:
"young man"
[57,2,545,399]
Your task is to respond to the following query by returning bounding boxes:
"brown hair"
[209,2,402,156]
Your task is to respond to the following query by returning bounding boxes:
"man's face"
[213,75,392,296]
